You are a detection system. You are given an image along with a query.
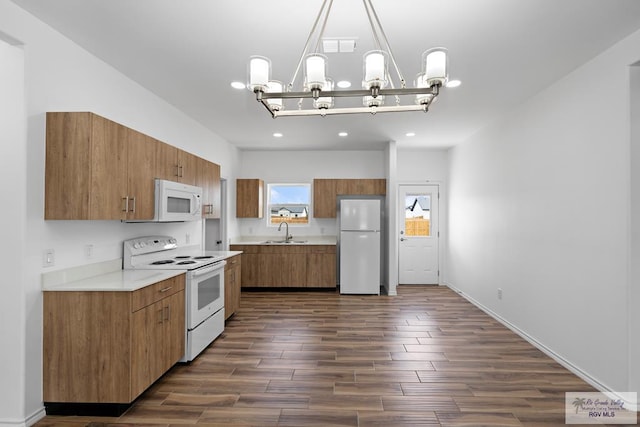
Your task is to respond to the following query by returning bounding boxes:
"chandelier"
[247,0,450,118]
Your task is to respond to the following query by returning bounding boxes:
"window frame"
[266,182,312,227]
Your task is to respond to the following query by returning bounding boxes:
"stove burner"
[194,256,214,259]
[176,260,197,265]
[151,260,175,265]
[174,256,191,259]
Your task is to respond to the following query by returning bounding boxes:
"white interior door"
[398,185,439,284]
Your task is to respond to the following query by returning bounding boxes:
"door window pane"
[405,194,430,236]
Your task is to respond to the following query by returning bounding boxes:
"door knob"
[400,237,406,241]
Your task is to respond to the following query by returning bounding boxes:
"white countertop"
[41,252,244,292]
[230,236,337,245]
[41,258,186,292]
[43,269,187,292]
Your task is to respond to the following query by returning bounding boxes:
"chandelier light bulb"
[266,80,284,111]
[363,50,387,89]
[363,95,385,107]
[305,54,328,91]
[248,56,271,92]
[423,47,448,87]
[414,73,434,105]
[313,78,334,110]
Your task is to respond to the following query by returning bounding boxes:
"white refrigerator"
[338,198,382,295]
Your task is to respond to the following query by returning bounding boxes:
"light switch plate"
[43,249,55,267]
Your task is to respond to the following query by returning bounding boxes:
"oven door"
[188,261,226,329]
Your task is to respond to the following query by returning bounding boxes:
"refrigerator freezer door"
[340,230,380,294]
[340,199,381,231]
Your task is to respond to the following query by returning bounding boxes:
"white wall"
[0,2,240,424]
[629,65,640,402]
[236,150,385,237]
[397,149,450,287]
[0,36,27,425]
[446,27,640,395]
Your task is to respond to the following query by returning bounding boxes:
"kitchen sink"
[262,240,308,244]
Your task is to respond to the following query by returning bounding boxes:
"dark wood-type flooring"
[37,285,631,426]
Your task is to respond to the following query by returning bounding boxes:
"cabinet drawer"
[131,274,185,312]
[225,255,241,270]
[308,245,336,254]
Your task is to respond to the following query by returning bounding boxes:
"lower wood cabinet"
[43,274,185,404]
[224,254,242,319]
[229,245,336,288]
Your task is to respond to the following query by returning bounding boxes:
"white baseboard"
[443,281,638,412]
[0,406,46,427]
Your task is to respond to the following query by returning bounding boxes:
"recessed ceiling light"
[446,79,461,88]
[338,132,348,137]
[231,81,246,89]
[406,132,416,137]
[273,132,283,138]
[336,80,352,89]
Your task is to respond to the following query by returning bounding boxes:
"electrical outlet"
[43,249,55,267]
[497,288,503,300]
[85,244,94,259]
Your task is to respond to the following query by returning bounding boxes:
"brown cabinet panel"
[155,140,179,181]
[313,178,387,218]
[45,112,92,219]
[46,112,157,221]
[307,251,337,288]
[43,291,132,402]
[229,244,335,288]
[126,129,157,220]
[177,150,198,185]
[43,274,186,404]
[197,158,221,219]
[224,254,241,319]
[88,114,128,220]
[163,291,186,370]
[236,179,264,218]
[313,179,338,218]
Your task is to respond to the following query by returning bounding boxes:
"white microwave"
[128,179,202,222]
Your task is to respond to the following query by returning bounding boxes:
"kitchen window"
[267,183,311,226]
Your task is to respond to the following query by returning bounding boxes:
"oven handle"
[191,261,226,277]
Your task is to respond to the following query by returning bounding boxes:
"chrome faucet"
[278,221,292,242]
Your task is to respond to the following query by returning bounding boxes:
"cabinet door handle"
[175,164,180,177]
[129,197,136,212]
[179,165,184,178]
[158,308,164,324]
[159,286,172,293]
[164,305,170,321]
[122,197,129,212]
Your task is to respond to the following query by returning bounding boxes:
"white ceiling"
[11,0,640,151]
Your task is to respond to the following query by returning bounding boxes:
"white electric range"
[123,236,226,362]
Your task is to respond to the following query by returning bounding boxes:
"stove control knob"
[140,241,146,247]
[133,242,140,249]
[170,238,177,244]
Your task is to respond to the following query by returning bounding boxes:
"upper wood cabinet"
[236,179,264,218]
[197,158,221,219]
[45,112,222,221]
[45,112,156,220]
[155,141,198,186]
[313,178,386,218]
